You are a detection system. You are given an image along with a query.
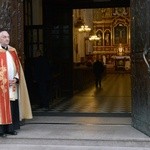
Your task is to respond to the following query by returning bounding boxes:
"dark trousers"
[95,75,102,88]
[0,100,20,134]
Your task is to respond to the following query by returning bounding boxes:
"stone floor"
[33,74,131,114]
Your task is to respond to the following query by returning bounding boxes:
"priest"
[0,31,33,137]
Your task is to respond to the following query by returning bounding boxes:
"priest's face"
[0,31,10,47]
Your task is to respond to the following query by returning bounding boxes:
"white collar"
[0,44,10,49]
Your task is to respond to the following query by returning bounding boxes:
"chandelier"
[74,17,84,28]
[89,34,100,41]
[78,25,91,32]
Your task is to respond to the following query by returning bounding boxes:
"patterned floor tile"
[47,74,131,113]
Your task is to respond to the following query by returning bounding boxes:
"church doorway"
[22,0,150,136]
[23,0,131,115]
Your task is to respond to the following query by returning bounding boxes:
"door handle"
[143,45,150,72]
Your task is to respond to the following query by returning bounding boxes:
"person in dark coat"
[93,57,104,88]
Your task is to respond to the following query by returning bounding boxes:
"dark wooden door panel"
[131,0,150,136]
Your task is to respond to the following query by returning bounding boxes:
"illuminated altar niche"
[91,7,130,70]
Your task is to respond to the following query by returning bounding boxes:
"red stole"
[0,48,20,124]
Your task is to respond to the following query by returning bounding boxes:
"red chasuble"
[0,48,20,124]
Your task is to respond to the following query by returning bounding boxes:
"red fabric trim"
[0,51,12,124]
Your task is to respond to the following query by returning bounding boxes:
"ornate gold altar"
[73,8,131,71]
[92,8,130,69]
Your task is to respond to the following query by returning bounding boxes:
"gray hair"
[0,31,9,37]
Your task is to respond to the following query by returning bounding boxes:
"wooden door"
[43,0,73,98]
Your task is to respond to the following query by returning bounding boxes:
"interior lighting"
[78,25,91,32]
[89,34,100,41]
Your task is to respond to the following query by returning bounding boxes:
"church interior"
[23,1,131,115]
[73,8,130,72]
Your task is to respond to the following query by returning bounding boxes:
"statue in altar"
[117,43,124,56]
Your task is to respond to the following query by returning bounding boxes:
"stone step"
[1,129,150,149]
[1,117,149,149]
[0,143,150,150]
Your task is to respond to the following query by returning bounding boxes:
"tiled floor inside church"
[33,73,131,115]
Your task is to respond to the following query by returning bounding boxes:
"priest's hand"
[9,78,19,85]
